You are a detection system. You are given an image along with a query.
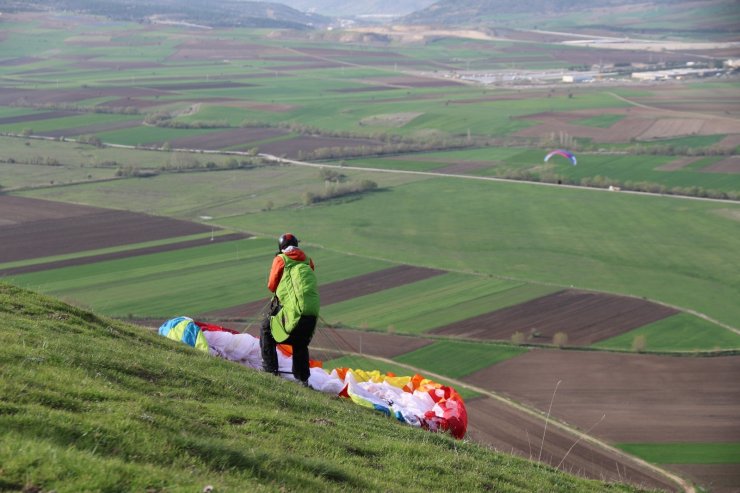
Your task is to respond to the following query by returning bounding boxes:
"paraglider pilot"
[260,233,320,387]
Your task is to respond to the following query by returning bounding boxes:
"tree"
[632,335,647,353]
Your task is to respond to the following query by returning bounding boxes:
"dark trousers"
[260,314,317,383]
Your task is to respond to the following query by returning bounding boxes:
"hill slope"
[0,283,656,492]
[0,0,330,29]
[403,0,740,39]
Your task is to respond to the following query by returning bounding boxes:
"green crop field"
[215,175,740,331]
[593,313,740,351]
[339,148,740,195]
[13,147,740,351]
[616,443,740,465]
[394,341,528,379]
[6,237,395,318]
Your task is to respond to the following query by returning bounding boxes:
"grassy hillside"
[0,283,655,492]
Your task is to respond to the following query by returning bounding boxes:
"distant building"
[631,68,724,81]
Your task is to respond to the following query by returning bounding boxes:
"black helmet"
[278,233,299,251]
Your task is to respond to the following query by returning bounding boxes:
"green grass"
[593,313,740,351]
[616,443,740,464]
[394,341,527,379]
[0,283,655,492]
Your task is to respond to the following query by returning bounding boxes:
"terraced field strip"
[321,274,560,335]
[593,313,740,352]
[0,232,250,276]
[432,289,679,346]
[200,264,446,319]
[394,340,527,379]
[10,238,397,319]
[0,195,211,263]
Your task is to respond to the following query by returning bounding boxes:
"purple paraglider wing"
[544,149,577,165]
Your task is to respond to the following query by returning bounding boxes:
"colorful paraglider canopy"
[544,149,577,165]
[157,317,468,439]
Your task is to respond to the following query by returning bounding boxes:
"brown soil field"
[168,40,288,61]
[268,62,343,71]
[73,60,162,70]
[200,265,447,320]
[656,157,703,171]
[464,350,740,491]
[465,397,678,492]
[254,135,385,158]
[702,156,740,174]
[369,76,465,88]
[332,86,398,93]
[0,87,176,106]
[431,289,678,346]
[0,110,76,125]
[671,464,739,493]
[218,100,298,113]
[156,127,288,150]
[139,81,255,91]
[41,119,142,138]
[0,196,211,263]
[514,105,740,145]
[465,350,740,443]
[0,233,249,277]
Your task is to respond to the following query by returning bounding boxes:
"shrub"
[553,332,568,348]
[511,331,526,345]
[632,334,647,353]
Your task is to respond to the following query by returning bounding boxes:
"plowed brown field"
[0,196,211,263]
[431,289,678,346]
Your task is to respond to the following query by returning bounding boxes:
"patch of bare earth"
[671,464,740,493]
[255,135,386,159]
[656,157,703,171]
[0,196,211,263]
[465,350,740,491]
[466,398,678,492]
[514,104,740,144]
[0,111,76,125]
[465,350,740,444]
[431,290,678,346]
[157,127,288,150]
[701,156,740,174]
[41,119,142,138]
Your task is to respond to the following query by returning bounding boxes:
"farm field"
[3,194,738,492]
[336,147,740,197]
[15,161,740,334]
[3,9,740,493]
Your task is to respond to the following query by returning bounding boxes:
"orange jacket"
[267,247,315,293]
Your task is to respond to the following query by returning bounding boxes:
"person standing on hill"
[260,233,320,387]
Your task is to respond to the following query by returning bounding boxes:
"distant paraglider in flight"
[544,149,577,166]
